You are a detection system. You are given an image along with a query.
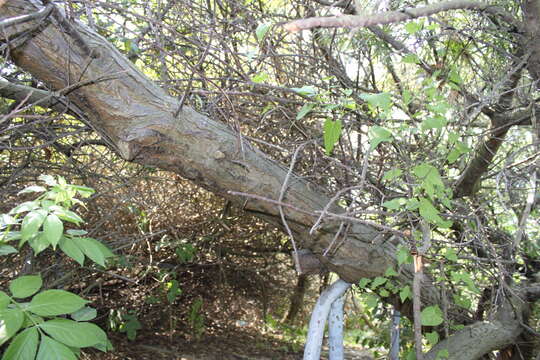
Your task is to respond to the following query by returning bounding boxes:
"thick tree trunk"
[0,1,530,358]
[1,0,393,283]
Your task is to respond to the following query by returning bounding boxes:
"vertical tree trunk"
[283,274,309,324]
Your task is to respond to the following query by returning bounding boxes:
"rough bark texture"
[425,297,526,360]
[0,1,531,358]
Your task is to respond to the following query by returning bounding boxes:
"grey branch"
[284,0,517,32]
[0,76,83,115]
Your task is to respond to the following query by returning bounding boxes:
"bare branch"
[284,0,516,32]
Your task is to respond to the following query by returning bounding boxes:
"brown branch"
[453,54,526,198]
[284,0,515,32]
[453,125,509,198]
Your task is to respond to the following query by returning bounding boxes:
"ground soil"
[87,328,374,360]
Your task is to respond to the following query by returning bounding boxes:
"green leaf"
[0,245,18,255]
[406,350,416,360]
[71,185,94,198]
[421,305,444,326]
[369,126,392,150]
[421,116,448,130]
[427,102,451,114]
[418,198,452,228]
[419,197,440,221]
[436,349,450,360]
[0,291,10,309]
[21,314,44,328]
[21,210,47,241]
[360,92,392,111]
[76,238,114,267]
[405,198,419,210]
[413,163,444,188]
[323,119,342,155]
[290,86,318,97]
[59,236,85,266]
[379,288,390,297]
[425,331,439,345]
[49,206,83,225]
[43,214,63,249]
[39,319,106,348]
[448,68,463,85]
[371,276,387,288]
[9,201,39,215]
[166,280,182,303]
[444,248,458,262]
[0,308,24,346]
[1,327,38,360]
[255,22,271,42]
[89,238,114,258]
[399,285,412,302]
[251,72,269,83]
[119,314,141,341]
[358,278,370,288]
[18,185,47,195]
[0,213,17,228]
[451,271,480,293]
[9,275,42,298]
[28,233,50,255]
[405,21,422,34]
[453,294,471,309]
[296,103,315,120]
[28,290,87,316]
[365,293,378,309]
[384,267,398,277]
[397,246,412,265]
[37,335,78,360]
[382,168,402,182]
[382,198,405,210]
[65,229,87,236]
[71,307,97,322]
[447,141,470,164]
[402,53,420,64]
[446,148,462,164]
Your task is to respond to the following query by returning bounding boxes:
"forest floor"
[89,329,374,360]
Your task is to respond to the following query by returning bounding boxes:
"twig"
[229,190,405,235]
[310,185,363,235]
[175,32,213,116]
[279,142,309,273]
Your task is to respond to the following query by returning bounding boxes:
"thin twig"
[229,190,405,235]
[279,142,309,273]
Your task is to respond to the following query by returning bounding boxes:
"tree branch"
[0,75,83,115]
[284,0,517,32]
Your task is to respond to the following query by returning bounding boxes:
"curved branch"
[284,0,517,32]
